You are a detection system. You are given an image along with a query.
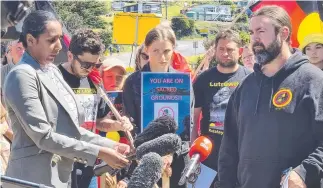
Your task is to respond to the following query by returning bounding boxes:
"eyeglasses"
[73,54,102,69]
[140,53,149,61]
[243,54,254,60]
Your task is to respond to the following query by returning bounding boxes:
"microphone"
[178,136,213,185]
[134,115,178,147]
[136,133,182,160]
[93,133,181,176]
[128,152,163,188]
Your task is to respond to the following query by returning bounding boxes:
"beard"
[71,62,88,78]
[252,37,282,66]
[216,58,238,68]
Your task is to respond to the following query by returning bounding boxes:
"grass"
[162,4,182,20]
[120,45,134,53]
[195,20,224,31]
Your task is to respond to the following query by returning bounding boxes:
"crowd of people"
[0,4,323,188]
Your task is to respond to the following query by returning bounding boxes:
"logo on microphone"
[273,88,293,108]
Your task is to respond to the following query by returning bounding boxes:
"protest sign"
[141,72,191,141]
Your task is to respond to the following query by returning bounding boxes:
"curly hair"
[69,29,105,56]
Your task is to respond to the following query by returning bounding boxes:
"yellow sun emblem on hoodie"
[273,89,293,108]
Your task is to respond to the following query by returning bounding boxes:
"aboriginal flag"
[250,0,323,47]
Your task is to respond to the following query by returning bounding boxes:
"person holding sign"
[192,29,251,187]
[58,29,133,188]
[100,59,132,188]
[123,25,193,188]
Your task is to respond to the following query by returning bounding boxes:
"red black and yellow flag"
[250,0,323,48]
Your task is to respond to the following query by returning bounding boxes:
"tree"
[171,16,195,39]
[230,4,238,15]
[98,22,113,50]
[52,1,109,31]
[239,31,250,46]
[52,1,112,51]
[237,13,248,23]
[219,0,234,5]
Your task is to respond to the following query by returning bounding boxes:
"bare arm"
[191,107,201,143]
[96,114,133,132]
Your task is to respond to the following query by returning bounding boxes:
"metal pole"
[165,0,168,20]
[1,175,53,188]
[131,0,142,68]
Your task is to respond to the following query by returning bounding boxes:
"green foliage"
[239,31,250,46]
[171,16,196,39]
[52,1,113,49]
[52,1,109,32]
[98,29,112,50]
[237,13,248,23]
[193,55,204,69]
[230,4,238,14]
[219,0,234,5]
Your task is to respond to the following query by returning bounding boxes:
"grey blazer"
[3,53,116,188]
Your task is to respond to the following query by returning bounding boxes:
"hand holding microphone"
[94,116,180,179]
[178,136,213,185]
[98,146,130,170]
[93,132,181,176]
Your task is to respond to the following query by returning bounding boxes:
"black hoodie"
[218,49,323,188]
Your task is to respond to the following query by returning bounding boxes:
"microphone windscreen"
[136,133,181,160]
[128,152,163,188]
[135,115,178,147]
[189,136,213,162]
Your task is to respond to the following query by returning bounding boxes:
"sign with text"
[141,72,191,141]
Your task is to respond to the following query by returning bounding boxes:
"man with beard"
[58,29,133,188]
[192,29,251,187]
[218,5,323,188]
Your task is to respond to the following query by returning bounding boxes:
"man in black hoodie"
[218,5,323,188]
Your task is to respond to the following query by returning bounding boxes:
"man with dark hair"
[218,5,323,188]
[58,29,133,188]
[192,29,251,187]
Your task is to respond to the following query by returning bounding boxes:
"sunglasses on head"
[73,54,102,69]
[140,53,149,61]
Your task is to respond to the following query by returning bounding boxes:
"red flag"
[250,0,323,48]
[172,51,192,74]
